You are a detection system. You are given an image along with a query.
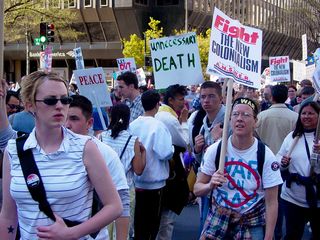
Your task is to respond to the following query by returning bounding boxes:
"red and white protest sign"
[269,56,290,83]
[73,67,112,107]
[40,46,52,72]
[117,58,137,73]
[207,8,262,89]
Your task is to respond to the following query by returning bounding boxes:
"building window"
[156,0,179,6]
[100,0,108,6]
[50,0,61,8]
[135,0,148,5]
[67,0,76,8]
[84,0,92,7]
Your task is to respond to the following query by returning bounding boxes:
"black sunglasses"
[35,96,73,106]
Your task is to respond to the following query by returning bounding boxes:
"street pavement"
[172,202,312,240]
[173,203,200,240]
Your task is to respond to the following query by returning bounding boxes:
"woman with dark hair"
[277,101,320,240]
[100,103,145,240]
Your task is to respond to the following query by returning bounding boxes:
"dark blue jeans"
[199,196,210,237]
[283,199,320,240]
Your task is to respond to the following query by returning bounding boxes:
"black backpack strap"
[257,140,266,177]
[16,134,100,238]
[16,135,56,222]
[120,135,132,160]
[16,136,82,224]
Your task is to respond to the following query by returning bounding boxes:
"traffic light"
[46,24,54,43]
[39,22,54,44]
[144,55,152,67]
[39,22,47,44]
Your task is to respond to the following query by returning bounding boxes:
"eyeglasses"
[35,96,73,106]
[231,111,254,118]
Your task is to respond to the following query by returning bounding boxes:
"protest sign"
[293,60,315,82]
[73,67,112,107]
[261,67,270,85]
[313,66,320,95]
[40,46,53,72]
[136,68,147,87]
[73,47,85,70]
[269,56,290,83]
[207,7,262,89]
[150,32,204,89]
[117,58,137,73]
[302,34,308,61]
[314,48,320,67]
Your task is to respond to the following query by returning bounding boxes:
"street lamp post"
[185,0,188,33]
[26,31,30,75]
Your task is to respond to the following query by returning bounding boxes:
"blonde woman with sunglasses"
[0,71,122,240]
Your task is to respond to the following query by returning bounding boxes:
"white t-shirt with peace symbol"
[200,137,283,214]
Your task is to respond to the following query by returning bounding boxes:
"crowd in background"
[0,71,319,240]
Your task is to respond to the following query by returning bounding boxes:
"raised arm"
[0,150,18,240]
[0,79,9,131]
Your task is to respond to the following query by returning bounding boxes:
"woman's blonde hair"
[20,71,68,106]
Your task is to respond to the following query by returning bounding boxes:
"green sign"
[34,38,41,46]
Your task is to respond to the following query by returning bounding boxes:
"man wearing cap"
[194,98,283,240]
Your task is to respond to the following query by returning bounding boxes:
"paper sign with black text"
[136,68,147,87]
[207,8,262,89]
[117,58,137,73]
[269,56,290,83]
[150,32,204,89]
[73,67,112,107]
[73,47,85,70]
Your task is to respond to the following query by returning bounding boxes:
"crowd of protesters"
[0,70,319,240]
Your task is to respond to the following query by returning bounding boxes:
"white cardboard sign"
[150,32,204,89]
[73,67,112,107]
[73,47,85,70]
[269,56,290,83]
[207,7,263,89]
[117,58,137,73]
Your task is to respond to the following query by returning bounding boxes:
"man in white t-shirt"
[194,97,283,240]
[65,95,129,240]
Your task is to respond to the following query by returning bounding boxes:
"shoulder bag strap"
[16,135,56,222]
[120,135,132,160]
